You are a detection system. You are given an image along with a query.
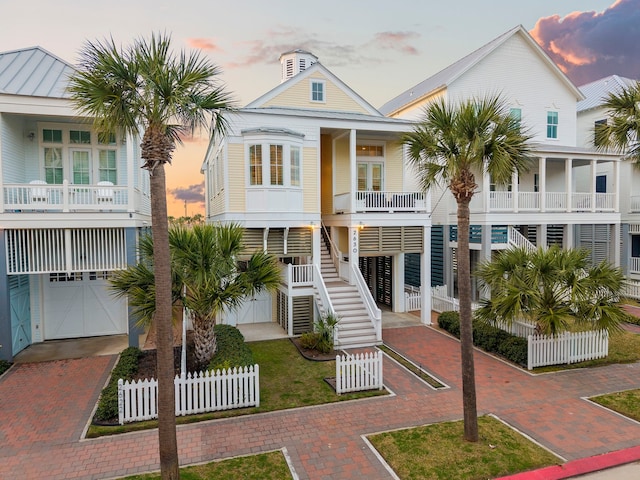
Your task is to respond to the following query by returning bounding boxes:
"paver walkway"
[1,326,640,479]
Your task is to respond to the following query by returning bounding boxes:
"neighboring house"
[576,75,640,287]
[202,50,431,348]
[0,47,150,362]
[380,25,622,299]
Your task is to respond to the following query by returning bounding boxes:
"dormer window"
[311,80,325,102]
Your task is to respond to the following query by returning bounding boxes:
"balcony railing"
[630,257,640,275]
[631,196,640,213]
[334,191,427,213]
[485,191,615,213]
[1,180,148,214]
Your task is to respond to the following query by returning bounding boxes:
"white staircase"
[317,245,380,349]
[507,226,536,253]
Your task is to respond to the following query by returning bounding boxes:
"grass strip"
[591,389,640,422]
[378,345,445,388]
[368,415,560,480]
[120,450,292,479]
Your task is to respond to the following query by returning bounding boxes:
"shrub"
[0,360,11,376]
[208,324,254,371]
[297,312,340,354]
[437,311,528,367]
[94,347,142,422]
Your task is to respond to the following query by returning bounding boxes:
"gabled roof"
[0,46,74,98]
[245,61,382,116]
[577,75,638,113]
[379,25,584,116]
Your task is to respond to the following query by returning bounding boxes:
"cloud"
[531,0,640,85]
[224,26,419,69]
[170,182,205,204]
[186,38,222,52]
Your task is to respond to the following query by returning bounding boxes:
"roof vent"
[279,49,318,83]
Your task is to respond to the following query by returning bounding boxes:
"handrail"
[320,222,342,273]
[351,264,382,342]
[313,264,334,317]
[507,226,536,253]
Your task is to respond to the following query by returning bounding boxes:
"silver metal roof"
[0,46,74,98]
[577,75,637,112]
[240,106,413,125]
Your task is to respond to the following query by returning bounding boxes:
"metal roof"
[379,25,583,116]
[240,106,413,125]
[0,46,74,98]
[577,75,637,112]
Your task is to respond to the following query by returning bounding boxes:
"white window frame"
[244,133,304,189]
[356,142,386,191]
[310,79,325,103]
[546,111,559,139]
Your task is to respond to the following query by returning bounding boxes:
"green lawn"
[88,338,386,437]
[591,389,640,422]
[120,451,292,479]
[368,416,560,480]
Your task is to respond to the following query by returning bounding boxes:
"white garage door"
[42,272,127,339]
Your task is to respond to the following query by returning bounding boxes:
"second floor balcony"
[334,191,428,214]
[482,191,616,213]
[1,180,151,215]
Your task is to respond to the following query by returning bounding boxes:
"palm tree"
[68,33,234,479]
[109,223,281,367]
[475,246,627,336]
[595,81,640,163]
[404,96,533,442]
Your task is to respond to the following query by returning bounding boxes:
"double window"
[357,144,385,191]
[40,125,119,184]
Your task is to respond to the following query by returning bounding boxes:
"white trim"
[309,78,326,103]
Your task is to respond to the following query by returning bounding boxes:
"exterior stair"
[317,245,380,349]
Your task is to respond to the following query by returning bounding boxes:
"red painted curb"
[496,445,640,479]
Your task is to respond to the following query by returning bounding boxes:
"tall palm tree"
[404,96,533,442]
[475,246,627,336]
[68,33,234,479]
[594,81,640,163]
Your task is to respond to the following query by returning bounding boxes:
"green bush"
[94,347,142,422]
[208,324,254,371]
[437,311,528,367]
[0,360,11,376]
[298,332,319,350]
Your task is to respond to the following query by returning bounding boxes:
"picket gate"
[527,331,608,370]
[335,351,383,395]
[118,365,260,424]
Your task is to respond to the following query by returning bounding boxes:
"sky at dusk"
[1,0,638,216]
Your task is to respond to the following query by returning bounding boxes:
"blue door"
[10,276,31,355]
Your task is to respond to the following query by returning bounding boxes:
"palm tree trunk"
[150,164,180,479]
[192,314,217,369]
[457,198,479,442]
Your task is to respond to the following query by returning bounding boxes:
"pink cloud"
[187,38,222,52]
[372,31,420,55]
[531,0,640,85]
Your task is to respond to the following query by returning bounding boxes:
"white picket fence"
[117,365,260,424]
[431,285,480,313]
[527,331,609,370]
[405,286,422,311]
[335,351,383,395]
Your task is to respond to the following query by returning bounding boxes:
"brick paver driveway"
[1,326,640,479]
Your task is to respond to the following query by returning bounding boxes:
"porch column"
[126,133,135,213]
[312,226,321,269]
[483,166,490,212]
[614,159,620,213]
[565,158,572,212]
[612,223,621,267]
[512,171,519,212]
[288,293,294,337]
[349,129,357,213]
[564,224,574,250]
[421,226,432,324]
[539,224,548,249]
[348,226,359,285]
[590,159,597,213]
[0,230,13,361]
[621,223,630,274]
[393,253,405,313]
[479,225,492,300]
[126,227,141,348]
[539,157,546,212]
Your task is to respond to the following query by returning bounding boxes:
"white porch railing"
[507,226,536,253]
[631,196,640,212]
[527,331,608,370]
[335,351,383,394]
[117,366,260,424]
[630,258,640,275]
[545,192,567,210]
[335,191,427,213]
[2,180,135,213]
[288,264,314,286]
[351,264,382,342]
[623,280,640,300]
[489,191,513,210]
[482,191,614,213]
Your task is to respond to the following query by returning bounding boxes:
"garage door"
[42,272,127,339]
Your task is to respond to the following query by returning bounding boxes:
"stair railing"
[312,263,338,345]
[320,222,348,280]
[350,264,382,342]
[507,226,536,253]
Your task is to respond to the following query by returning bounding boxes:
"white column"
[349,129,357,214]
[312,226,321,269]
[564,224,574,250]
[393,253,405,313]
[483,167,491,212]
[539,224,548,249]
[421,226,432,325]
[126,133,135,213]
[512,171,519,212]
[565,158,572,212]
[348,226,359,285]
[614,159,620,212]
[590,159,597,212]
[613,223,621,266]
[539,157,546,212]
